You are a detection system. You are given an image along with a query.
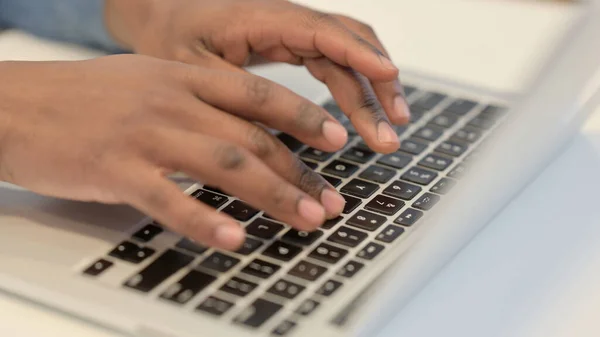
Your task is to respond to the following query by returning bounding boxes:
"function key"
[109,241,155,264]
[235,298,282,328]
[401,166,438,185]
[400,138,428,155]
[341,194,362,214]
[452,127,482,144]
[302,160,318,170]
[340,179,379,199]
[444,98,477,115]
[321,216,343,230]
[199,252,240,273]
[430,112,458,129]
[394,208,424,227]
[82,258,113,277]
[288,260,327,281]
[430,178,456,195]
[309,243,348,264]
[160,270,216,304]
[322,160,359,178]
[235,237,264,255]
[132,223,163,243]
[300,148,334,162]
[277,133,304,152]
[328,226,368,247]
[221,276,258,297]
[246,218,284,240]
[222,200,259,222]
[413,124,444,142]
[337,260,365,278]
[376,225,405,243]
[263,241,302,262]
[365,194,405,216]
[272,320,297,336]
[123,249,194,293]
[268,279,306,299]
[347,210,387,231]
[241,259,280,279]
[203,185,229,196]
[418,153,453,171]
[413,193,441,211]
[448,164,467,179]
[194,189,229,209]
[320,174,342,187]
[295,299,321,316]
[411,91,446,110]
[341,147,376,164]
[316,279,343,297]
[175,238,207,255]
[197,296,234,317]
[282,229,324,246]
[357,242,385,260]
[359,165,395,184]
[436,140,468,157]
[383,181,422,200]
[377,151,412,169]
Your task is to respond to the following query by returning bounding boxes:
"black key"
[221,277,258,297]
[376,225,405,243]
[377,152,412,169]
[203,185,229,196]
[302,160,319,170]
[431,178,456,195]
[436,140,468,157]
[132,223,163,243]
[448,164,467,179]
[468,115,495,129]
[341,147,376,164]
[316,279,343,297]
[282,229,323,246]
[272,320,297,336]
[337,260,364,278]
[347,210,387,231]
[359,165,395,184]
[413,124,444,142]
[263,241,302,262]
[357,242,385,260]
[355,141,370,150]
[383,181,422,200]
[235,298,282,328]
[444,98,477,115]
[277,133,304,152]
[411,91,446,110]
[321,216,343,230]
[160,270,216,304]
[394,208,424,226]
[393,125,409,135]
[200,252,240,273]
[403,85,417,97]
[400,138,428,155]
[322,160,359,178]
[365,195,404,216]
[83,258,113,276]
[194,189,229,209]
[235,237,264,255]
[242,259,280,279]
[430,112,458,128]
[401,166,437,185]
[418,153,453,171]
[452,127,482,144]
[222,200,259,222]
[340,179,379,198]
[197,296,234,316]
[296,299,320,316]
[328,226,368,247]
[268,279,305,299]
[341,194,362,214]
[413,193,440,211]
[300,147,334,162]
[320,174,342,187]
[124,249,194,292]
[309,243,348,264]
[288,260,327,281]
[409,108,425,123]
[109,241,154,264]
[480,104,507,120]
[175,238,207,255]
[246,218,284,240]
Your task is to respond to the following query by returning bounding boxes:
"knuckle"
[247,126,280,159]
[302,10,339,29]
[292,158,326,197]
[270,181,290,208]
[213,143,246,170]
[244,76,273,108]
[143,89,179,113]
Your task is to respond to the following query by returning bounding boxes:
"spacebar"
[124,249,194,292]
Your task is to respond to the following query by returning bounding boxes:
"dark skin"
[0,0,409,251]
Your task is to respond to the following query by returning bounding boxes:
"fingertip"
[297,197,326,230]
[322,120,349,150]
[389,96,411,125]
[214,222,246,250]
[320,188,345,218]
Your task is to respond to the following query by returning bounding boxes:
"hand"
[0,55,347,250]
[105,0,410,153]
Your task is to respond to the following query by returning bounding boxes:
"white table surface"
[2,1,600,336]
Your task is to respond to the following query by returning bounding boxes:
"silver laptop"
[1,2,599,337]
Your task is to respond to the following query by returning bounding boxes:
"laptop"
[1,2,599,337]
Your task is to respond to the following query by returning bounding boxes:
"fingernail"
[322,120,348,148]
[377,122,399,144]
[379,55,398,71]
[394,96,411,120]
[298,197,326,226]
[214,223,245,249]
[320,188,345,217]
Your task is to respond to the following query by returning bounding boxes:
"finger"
[305,57,400,154]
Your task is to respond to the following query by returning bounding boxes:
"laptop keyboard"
[80,83,507,335]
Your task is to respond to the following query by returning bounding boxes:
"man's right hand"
[0,54,347,250]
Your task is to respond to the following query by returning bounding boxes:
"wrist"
[104,0,154,51]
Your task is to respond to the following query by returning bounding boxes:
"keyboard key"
[376,225,405,243]
[413,124,444,142]
[316,279,343,297]
[222,200,259,222]
[302,160,318,170]
[277,133,304,152]
[452,127,482,144]
[418,153,453,171]
[82,258,113,276]
[263,241,302,262]
[309,243,348,264]
[411,91,446,110]
[403,85,417,97]
[393,125,409,135]
[365,194,404,216]
[341,147,376,164]
[468,115,495,129]
[321,216,343,230]
[383,181,422,200]
[288,260,327,281]
[377,152,412,169]
[203,185,229,196]
[480,104,507,120]
[430,178,456,195]
[340,179,379,198]
[124,249,194,292]
[109,241,154,264]
[197,296,234,316]
[337,261,364,278]
[401,167,437,185]
[328,226,368,247]
[221,276,258,297]
[448,164,467,179]
[235,237,263,255]
[320,174,342,187]
[436,140,468,157]
[132,223,163,243]
[200,252,240,273]
[359,165,395,184]
[160,270,216,304]
[409,107,425,123]
[272,320,297,336]
[395,208,424,226]
[444,98,477,115]
[175,238,207,255]
[246,218,284,239]
[430,112,458,128]
[268,279,305,299]
[400,138,428,155]
[322,160,359,178]
[341,194,362,214]
[347,210,387,231]
[194,189,229,209]
[300,148,334,162]
[296,299,320,316]
[235,298,282,328]
[241,259,280,279]
[282,229,324,246]
[413,193,441,211]
[357,242,385,260]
